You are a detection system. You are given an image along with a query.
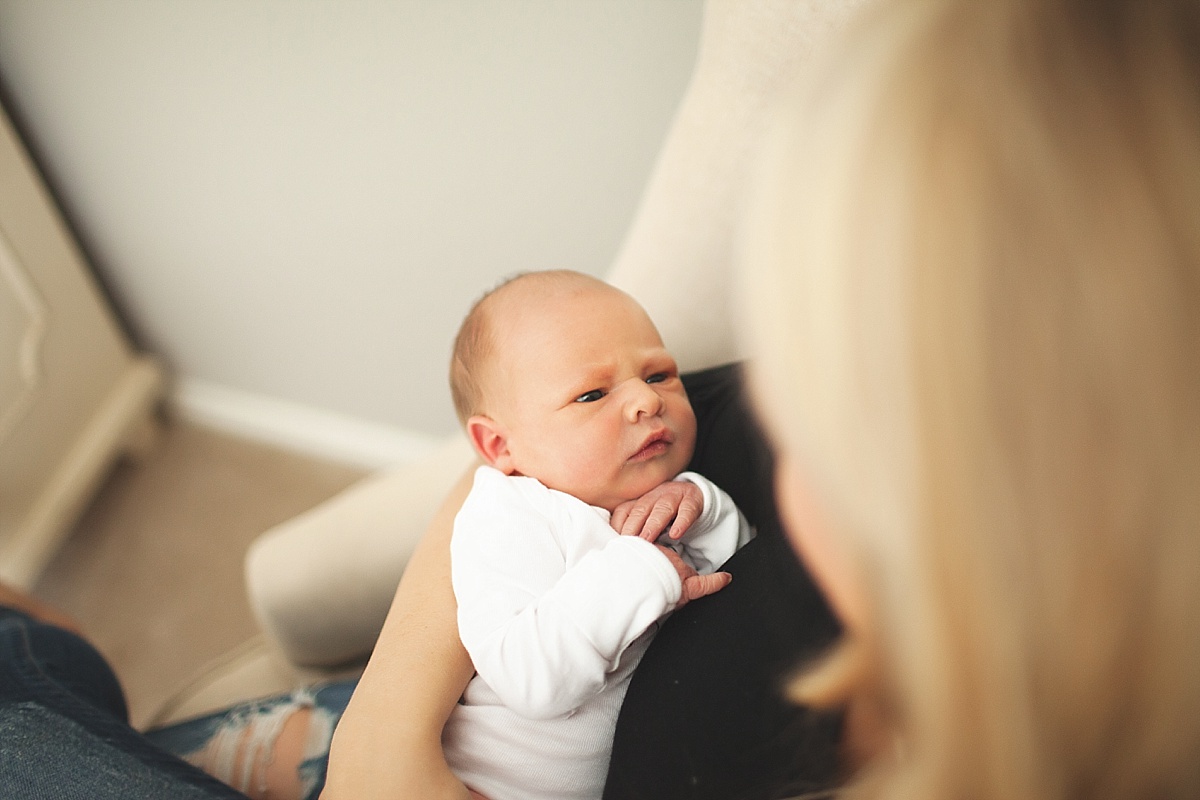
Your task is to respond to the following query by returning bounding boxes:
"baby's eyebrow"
[573,360,615,379]
[565,368,610,393]
[643,350,677,369]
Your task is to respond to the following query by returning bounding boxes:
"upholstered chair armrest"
[245,435,475,668]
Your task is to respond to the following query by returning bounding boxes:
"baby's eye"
[646,373,669,385]
[575,389,605,403]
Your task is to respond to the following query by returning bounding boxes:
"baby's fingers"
[617,499,675,541]
[638,496,681,541]
[666,492,705,540]
[610,502,632,534]
[614,502,653,539]
[680,571,732,604]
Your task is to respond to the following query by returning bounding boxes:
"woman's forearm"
[321,466,478,800]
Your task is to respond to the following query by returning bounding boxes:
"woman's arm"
[320,466,478,800]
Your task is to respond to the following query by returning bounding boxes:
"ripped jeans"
[0,607,248,799]
[0,603,355,800]
[145,681,356,800]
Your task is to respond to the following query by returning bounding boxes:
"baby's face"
[483,283,696,512]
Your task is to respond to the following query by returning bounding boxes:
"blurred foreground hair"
[743,0,1200,798]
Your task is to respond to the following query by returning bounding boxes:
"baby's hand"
[611,480,705,542]
[656,544,731,609]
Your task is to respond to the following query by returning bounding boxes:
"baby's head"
[450,270,696,511]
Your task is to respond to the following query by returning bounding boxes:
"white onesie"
[444,465,753,800]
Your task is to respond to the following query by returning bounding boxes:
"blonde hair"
[743,1,1200,798]
[449,270,613,424]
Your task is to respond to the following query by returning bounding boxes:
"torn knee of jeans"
[180,688,338,800]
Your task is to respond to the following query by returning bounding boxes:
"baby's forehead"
[484,277,626,343]
[493,280,643,345]
[479,272,667,368]
[488,271,613,311]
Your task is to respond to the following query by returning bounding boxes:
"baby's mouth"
[629,430,671,462]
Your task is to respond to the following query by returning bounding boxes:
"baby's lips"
[629,429,671,461]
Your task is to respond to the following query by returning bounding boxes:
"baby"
[443,270,754,800]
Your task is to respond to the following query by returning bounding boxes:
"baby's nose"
[623,380,664,421]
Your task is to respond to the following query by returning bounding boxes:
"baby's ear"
[466,415,516,474]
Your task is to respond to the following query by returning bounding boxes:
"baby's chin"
[570,449,694,511]
[617,462,690,505]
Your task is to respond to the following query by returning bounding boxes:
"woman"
[742,0,1200,797]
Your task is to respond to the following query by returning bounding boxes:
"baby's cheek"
[675,400,698,446]
[674,421,698,470]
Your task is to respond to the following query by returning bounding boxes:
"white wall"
[0,1,703,463]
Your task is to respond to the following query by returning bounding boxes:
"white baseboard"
[170,378,442,470]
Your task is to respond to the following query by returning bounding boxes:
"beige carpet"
[32,418,366,728]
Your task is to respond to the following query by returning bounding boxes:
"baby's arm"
[453,474,686,719]
[321,467,477,800]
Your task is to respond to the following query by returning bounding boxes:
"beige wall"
[0,0,702,455]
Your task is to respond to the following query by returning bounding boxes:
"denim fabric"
[145,680,356,800]
[0,608,247,799]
